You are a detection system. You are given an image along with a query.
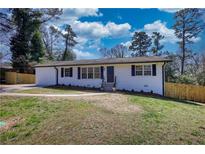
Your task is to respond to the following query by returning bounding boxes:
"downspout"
[162,62,167,96]
[54,66,58,86]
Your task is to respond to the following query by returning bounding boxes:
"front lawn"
[129,95,205,144]
[0,94,205,144]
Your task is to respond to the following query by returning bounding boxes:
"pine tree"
[30,30,45,62]
[10,9,33,72]
[151,32,164,55]
[61,24,77,61]
[9,9,62,71]
[129,32,152,57]
[173,9,204,75]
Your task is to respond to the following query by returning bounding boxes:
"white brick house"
[35,56,171,95]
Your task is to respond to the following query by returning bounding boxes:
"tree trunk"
[62,38,68,60]
[50,35,53,55]
[181,24,186,75]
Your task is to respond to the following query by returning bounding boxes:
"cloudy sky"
[1,8,205,60]
[50,8,205,59]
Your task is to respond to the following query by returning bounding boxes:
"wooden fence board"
[165,82,205,103]
[5,72,35,84]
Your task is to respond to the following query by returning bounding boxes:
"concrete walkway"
[0,84,38,93]
[0,92,108,97]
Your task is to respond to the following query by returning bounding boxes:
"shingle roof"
[0,63,12,69]
[35,56,171,67]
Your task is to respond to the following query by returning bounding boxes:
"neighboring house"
[0,63,12,83]
[35,56,171,95]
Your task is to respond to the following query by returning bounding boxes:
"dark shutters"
[61,68,64,77]
[100,66,104,79]
[152,64,156,76]
[131,65,135,76]
[77,67,81,79]
[70,67,73,77]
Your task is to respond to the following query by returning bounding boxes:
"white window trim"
[135,64,153,76]
[143,65,152,76]
[94,67,100,79]
[136,65,143,76]
[65,67,72,77]
[82,67,87,79]
[81,67,101,79]
[88,67,94,79]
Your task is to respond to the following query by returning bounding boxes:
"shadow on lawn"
[43,85,203,106]
[117,91,203,106]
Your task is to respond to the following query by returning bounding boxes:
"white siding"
[36,67,56,86]
[114,63,163,95]
[35,62,164,95]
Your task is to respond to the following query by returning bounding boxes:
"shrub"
[175,75,197,85]
[196,72,205,86]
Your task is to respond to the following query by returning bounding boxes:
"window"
[82,68,87,79]
[136,65,143,76]
[88,67,93,79]
[144,65,152,76]
[65,68,71,77]
[94,67,100,79]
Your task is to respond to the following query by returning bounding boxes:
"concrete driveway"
[0,84,37,93]
[0,84,108,97]
[0,92,108,97]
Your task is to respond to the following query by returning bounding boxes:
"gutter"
[35,60,172,68]
[162,62,168,96]
[54,66,58,85]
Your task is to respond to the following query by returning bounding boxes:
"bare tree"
[100,44,128,58]
[0,10,15,58]
[41,25,61,60]
[196,52,205,86]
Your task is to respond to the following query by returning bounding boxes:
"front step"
[102,83,115,92]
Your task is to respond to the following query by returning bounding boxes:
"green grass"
[0,94,205,144]
[0,96,95,144]
[13,86,89,94]
[127,95,205,144]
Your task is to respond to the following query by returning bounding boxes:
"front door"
[107,66,114,83]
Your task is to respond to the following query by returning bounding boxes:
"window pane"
[144,65,151,76]
[88,67,93,79]
[136,65,143,76]
[65,68,70,77]
[82,68,87,79]
[94,67,100,79]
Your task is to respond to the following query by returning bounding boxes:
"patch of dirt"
[0,117,23,132]
[67,111,129,144]
[199,126,205,130]
[73,93,142,114]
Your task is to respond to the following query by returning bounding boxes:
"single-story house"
[35,56,171,95]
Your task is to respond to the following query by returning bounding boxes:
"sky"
[1,8,205,60]
[49,8,205,59]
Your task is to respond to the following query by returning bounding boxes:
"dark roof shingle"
[35,56,171,67]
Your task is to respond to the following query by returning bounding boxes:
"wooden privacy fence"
[165,82,205,103]
[5,72,35,84]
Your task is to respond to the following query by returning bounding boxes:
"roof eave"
[35,59,172,68]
